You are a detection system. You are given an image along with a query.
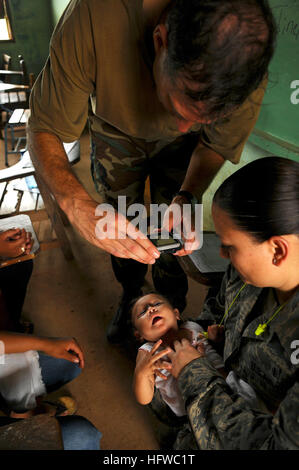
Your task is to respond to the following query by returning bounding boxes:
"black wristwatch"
[174,190,197,205]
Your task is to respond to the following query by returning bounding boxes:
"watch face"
[178,191,193,204]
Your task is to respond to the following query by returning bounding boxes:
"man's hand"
[161,195,201,256]
[0,228,33,258]
[168,338,203,378]
[28,131,160,265]
[41,337,85,368]
[67,199,160,264]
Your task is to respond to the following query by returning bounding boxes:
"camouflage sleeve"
[178,358,299,450]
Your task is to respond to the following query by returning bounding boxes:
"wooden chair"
[1,53,30,86]
[4,108,29,166]
[1,54,12,83]
[0,54,32,140]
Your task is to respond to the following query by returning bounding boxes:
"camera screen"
[154,236,179,247]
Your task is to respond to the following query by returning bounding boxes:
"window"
[0,0,14,41]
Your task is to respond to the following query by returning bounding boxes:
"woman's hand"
[0,228,33,258]
[135,339,172,382]
[168,338,204,378]
[41,337,85,368]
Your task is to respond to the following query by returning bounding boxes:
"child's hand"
[196,341,206,356]
[135,339,172,381]
[206,324,225,343]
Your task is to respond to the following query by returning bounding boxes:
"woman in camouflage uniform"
[167,157,299,449]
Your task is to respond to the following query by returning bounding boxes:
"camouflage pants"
[90,121,199,310]
[149,388,198,450]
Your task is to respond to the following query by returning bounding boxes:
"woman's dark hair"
[213,157,299,242]
[165,0,277,121]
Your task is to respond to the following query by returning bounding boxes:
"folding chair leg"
[4,125,9,167]
[10,125,15,150]
[34,172,74,261]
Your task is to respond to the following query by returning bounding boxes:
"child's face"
[132,293,180,342]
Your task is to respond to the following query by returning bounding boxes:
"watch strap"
[175,190,195,204]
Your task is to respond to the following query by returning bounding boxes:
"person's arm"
[27,131,100,246]
[175,352,299,449]
[0,331,85,368]
[169,339,299,449]
[28,131,160,264]
[178,142,225,202]
[162,143,224,256]
[133,340,172,405]
[164,77,268,255]
[27,1,160,266]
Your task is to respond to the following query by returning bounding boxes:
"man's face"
[153,49,212,133]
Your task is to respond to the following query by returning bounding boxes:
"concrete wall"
[202,142,272,230]
[51,0,69,25]
[202,138,299,231]
[1,0,53,79]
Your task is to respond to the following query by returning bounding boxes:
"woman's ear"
[174,308,181,321]
[270,236,289,266]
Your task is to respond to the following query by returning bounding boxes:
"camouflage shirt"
[177,264,299,450]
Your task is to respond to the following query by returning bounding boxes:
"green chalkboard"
[249,0,299,161]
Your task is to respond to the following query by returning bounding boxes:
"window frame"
[0,0,14,43]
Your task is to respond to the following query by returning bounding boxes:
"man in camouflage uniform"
[28,0,276,342]
[164,264,299,449]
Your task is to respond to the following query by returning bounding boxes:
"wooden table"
[0,82,29,92]
[0,70,23,75]
[177,232,229,287]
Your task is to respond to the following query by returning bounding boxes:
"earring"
[273,257,277,265]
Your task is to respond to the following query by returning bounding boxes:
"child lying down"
[131,292,264,417]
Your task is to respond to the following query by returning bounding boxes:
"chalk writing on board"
[273,5,299,40]
[290,340,299,365]
[290,80,299,104]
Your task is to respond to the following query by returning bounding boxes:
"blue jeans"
[57,416,102,450]
[0,415,102,450]
[38,353,81,393]
[0,354,102,450]
[39,354,102,450]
